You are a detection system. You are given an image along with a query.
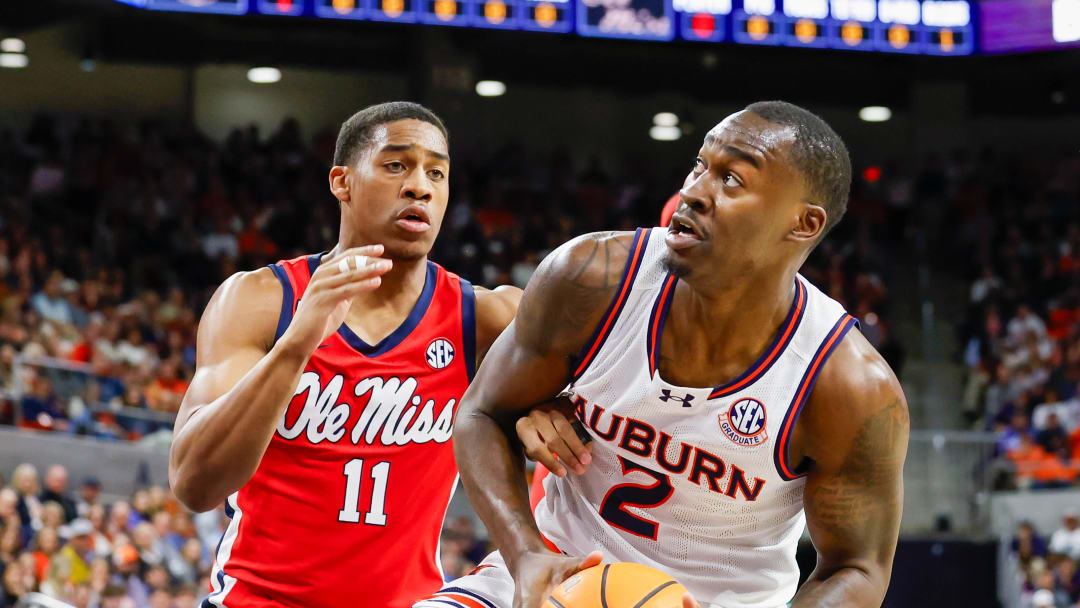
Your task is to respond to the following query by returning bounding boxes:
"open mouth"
[669,215,702,239]
[395,205,432,233]
[398,205,431,225]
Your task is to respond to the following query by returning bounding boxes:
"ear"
[329,166,350,204]
[788,203,827,244]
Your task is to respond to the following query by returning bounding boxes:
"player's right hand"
[277,245,391,358]
[511,549,603,608]
[516,397,592,476]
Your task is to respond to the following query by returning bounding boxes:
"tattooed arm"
[453,231,632,608]
[787,329,909,607]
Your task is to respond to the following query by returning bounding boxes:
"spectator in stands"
[2,556,32,606]
[1056,557,1080,603]
[86,504,112,559]
[173,584,197,608]
[19,377,69,432]
[1030,588,1055,608]
[40,465,77,523]
[12,464,42,537]
[31,526,60,583]
[77,477,101,518]
[41,518,94,599]
[1007,432,1076,489]
[40,502,64,531]
[30,271,74,327]
[1050,511,1080,564]
[99,581,129,608]
[998,412,1032,455]
[1037,413,1072,460]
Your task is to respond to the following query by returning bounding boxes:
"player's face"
[340,119,450,261]
[663,111,809,282]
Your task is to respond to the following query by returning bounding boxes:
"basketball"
[543,563,688,608]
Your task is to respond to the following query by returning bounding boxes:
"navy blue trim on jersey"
[425,601,467,608]
[646,273,678,376]
[571,228,651,382]
[305,252,324,277]
[336,261,439,357]
[708,278,807,399]
[439,588,497,608]
[773,313,859,481]
[459,278,477,381]
[268,264,294,342]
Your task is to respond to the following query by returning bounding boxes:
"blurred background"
[0,0,1078,606]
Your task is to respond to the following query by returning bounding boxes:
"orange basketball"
[542,563,688,608]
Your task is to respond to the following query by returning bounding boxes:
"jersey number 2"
[598,456,674,540]
[338,459,390,526]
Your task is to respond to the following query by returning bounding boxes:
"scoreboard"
[115,0,982,55]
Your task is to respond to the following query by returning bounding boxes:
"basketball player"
[417,101,908,608]
[168,102,521,608]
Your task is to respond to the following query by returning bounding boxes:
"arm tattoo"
[516,233,630,355]
[807,397,908,535]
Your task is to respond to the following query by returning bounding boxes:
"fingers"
[517,417,567,477]
[550,414,592,467]
[529,410,587,475]
[315,245,389,277]
[318,254,393,291]
[575,550,603,572]
[682,593,701,608]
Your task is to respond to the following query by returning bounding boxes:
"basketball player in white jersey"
[416,101,908,608]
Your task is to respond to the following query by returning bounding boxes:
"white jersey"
[533,227,858,608]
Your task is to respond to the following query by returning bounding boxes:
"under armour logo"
[659,390,694,407]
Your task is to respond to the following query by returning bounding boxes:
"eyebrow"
[378,143,450,162]
[703,134,763,169]
[723,145,761,169]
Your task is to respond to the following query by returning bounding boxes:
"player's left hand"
[682,592,701,608]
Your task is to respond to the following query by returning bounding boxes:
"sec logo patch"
[720,398,768,447]
[425,338,455,369]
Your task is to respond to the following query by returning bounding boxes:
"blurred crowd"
[0,461,490,608]
[0,113,899,440]
[0,462,223,608]
[949,145,1080,489]
[1011,511,1080,608]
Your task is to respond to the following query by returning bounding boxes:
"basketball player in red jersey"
[168,102,521,608]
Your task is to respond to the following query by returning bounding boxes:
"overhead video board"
[115,0,981,55]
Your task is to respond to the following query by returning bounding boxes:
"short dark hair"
[744,101,852,237]
[333,101,448,167]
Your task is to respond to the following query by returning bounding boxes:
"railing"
[5,354,176,436]
[902,430,998,535]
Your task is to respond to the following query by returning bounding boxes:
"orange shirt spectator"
[1009,434,1077,484]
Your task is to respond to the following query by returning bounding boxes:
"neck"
[675,265,798,363]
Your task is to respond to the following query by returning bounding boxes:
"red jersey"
[203,253,476,608]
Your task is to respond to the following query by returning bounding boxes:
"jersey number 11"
[338,458,390,526]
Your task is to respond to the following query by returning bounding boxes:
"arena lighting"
[475,80,506,97]
[649,125,681,141]
[1054,0,1080,43]
[246,67,281,83]
[0,38,25,53]
[862,166,882,182]
[859,106,892,122]
[0,53,28,68]
[653,112,679,127]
